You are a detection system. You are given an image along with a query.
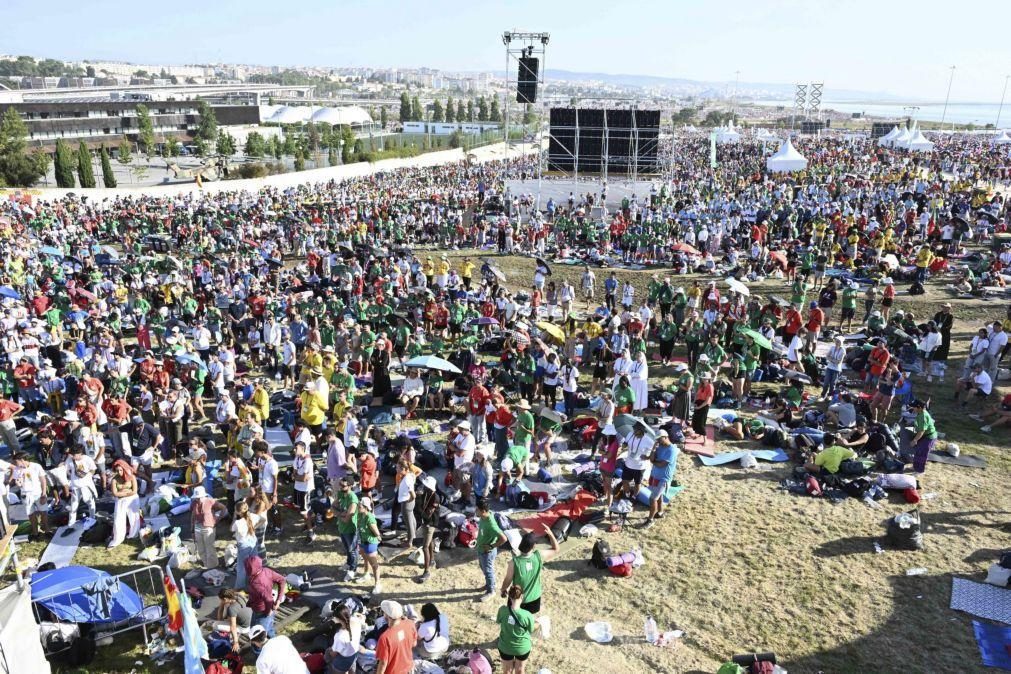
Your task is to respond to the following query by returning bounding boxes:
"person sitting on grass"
[953,363,992,407]
[802,432,856,477]
[721,415,773,442]
[967,398,1011,433]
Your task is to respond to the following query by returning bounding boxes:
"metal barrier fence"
[30,563,167,657]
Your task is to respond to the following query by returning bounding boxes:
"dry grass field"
[12,249,1011,674]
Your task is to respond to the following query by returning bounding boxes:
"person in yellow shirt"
[299,381,328,433]
[423,257,435,285]
[321,348,338,383]
[251,378,270,422]
[436,255,450,284]
[460,258,475,290]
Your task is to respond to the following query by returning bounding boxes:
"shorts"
[649,479,670,503]
[131,448,155,468]
[293,489,309,512]
[360,541,379,555]
[419,524,436,546]
[26,492,47,515]
[520,597,541,614]
[500,651,531,662]
[280,364,294,378]
[881,297,893,308]
[622,467,644,484]
[841,307,855,320]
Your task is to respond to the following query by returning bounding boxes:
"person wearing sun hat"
[375,599,417,674]
[414,474,440,584]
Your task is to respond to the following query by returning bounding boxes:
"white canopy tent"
[992,130,1011,145]
[878,125,901,147]
[891,124,913,149]
[756,128,780,142]
[905,129,934,152]
[0,584,51,674]
[716,120,741,144]
[766,138,808,172]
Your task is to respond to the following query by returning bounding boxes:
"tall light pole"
[940,65,956,130]
[996,74,1010,130]
[732,70,741,116]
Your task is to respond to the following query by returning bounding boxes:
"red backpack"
[456,520,479,548]
[206,655,242,674]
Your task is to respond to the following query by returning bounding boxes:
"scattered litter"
[922,493,938,501]
[906,567,928,576]
[873,542,883,554]
[584,621,613,644]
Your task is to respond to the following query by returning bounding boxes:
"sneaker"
[968,414,983,421]
[342,570,357,582]
[642,518,655,530]
[371,583,382,595]
[981,425,992,433]
[415,572,430,584]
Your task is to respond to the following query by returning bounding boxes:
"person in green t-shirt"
[909,399,938,473]
[356,497,383,594]
[476,500,507,600]
[804,433,856,475]
[496,585,536,664]
[512,400,536,449]
[336,478,360,581]
[500,528,560,614]
[839,282,858,332]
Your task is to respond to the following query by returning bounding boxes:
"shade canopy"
[266,106,314,124]
[31,566,144,624]
[878,125,901,146]
[992,130,1011,145]
[766,138,808,172]
[891,124,913,148]
[905,129,934,152]
[310,106,372,126]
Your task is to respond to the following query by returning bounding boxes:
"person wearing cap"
[356,496,383,594]
[375,599,417,674]
[190,484,227,569]
[644,430,679,529]
[880,277,896,320]
[805,300,824,350]
[299,380,328,438]
[250,624,306,672]
[414,474,440,583]
[124,414,159,495]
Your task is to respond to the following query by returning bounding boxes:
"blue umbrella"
[40,246,64,258]
[403,355,462,374]
[470,316,499,326]
[0,286,21,300]
[175,353,204,367]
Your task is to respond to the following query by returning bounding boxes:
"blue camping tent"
[31,566,144,624]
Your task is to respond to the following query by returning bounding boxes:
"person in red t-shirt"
[866,340,891,392]
[805,301,825,349]
[782,305,803,341]
[375,601,418,674]
[467,382,489,443]
[13,357,39,411]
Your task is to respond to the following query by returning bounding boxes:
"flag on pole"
[168,567,208,674]
[164,570,183,632]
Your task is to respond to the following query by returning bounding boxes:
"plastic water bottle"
[644,616,658,645]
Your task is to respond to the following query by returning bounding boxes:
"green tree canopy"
[76,141,96,188]
[136,104,155,155]
[215,132,236,156]
[0,107,45,187]
[399,92,411,122]
[117,139,132,165]
[445,97,455,122]
[196,101,218,141]
[99,146,116,188]
[54,139,76,188]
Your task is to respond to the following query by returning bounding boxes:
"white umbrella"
[725,277,750,296]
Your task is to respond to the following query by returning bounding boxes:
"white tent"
[992,130,1011,145]
[0,583,51,674]
[878,125,901,147]
[310,106,373,127]
[717,120,740,144]
[766,138,808,172]
[891,124,913,149]
[905,129,934,152]
[756,128,780,142]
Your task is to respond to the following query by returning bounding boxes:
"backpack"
[417,449,441,471]
[518,493,540,510]
[750,663,775,674]
[504,482,529,507]
[301,652,327,674]
[608,562,632,577]
[536,466,553,483]
[842,477,871,499]
[885,509,924,550]
[550,516,572,543]
[761,427,785,447]
[468,649,494,674]
[81,519,113,545]
[456,520,478,548]
[206,655,243,674]
[839,459,868,476]
[805,476,823,497]
[590,540,611,569]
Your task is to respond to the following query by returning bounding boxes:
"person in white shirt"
[14,453,49,536]
[628,351,649,412]
[396,455,417,549]
[64,446,97,531]
[326,603,366,673]
[292,441,314,516]
[581,266,596,306]
[255,443,280,532]
[986,321,1008,380]
[964,327,991,378]
[955,363,992,406]
[399,369,425,418]
[618,426,653,500]
[280,337,297,390]
[251,628,309,674]
[918,322,942,381]
[449,422,476,501]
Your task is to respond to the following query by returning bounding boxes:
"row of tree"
[398,94,501,124]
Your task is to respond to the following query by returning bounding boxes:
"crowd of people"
[0,128,1008,673]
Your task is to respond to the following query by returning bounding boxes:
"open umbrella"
[533,403,565,424]
[535,321,565,343]
[100,246,120,260]
[403,355,462,375]
[613,413,656,439]
[40,246,64,258]
[488,266,507,282]
[770,295,791,308]
[741,328,773,350]
[70,287,98,303]
[175,353,205,368]
[671,242,701,255]
[0,286,22,301]
[977,210,999,224]
[162,255,183,270]
[724,277,750,296]
[470,316,499,326]
[507,331,531,347]
[535,257,553,276]
[338,245,356,259]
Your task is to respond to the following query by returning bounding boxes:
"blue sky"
[4,0,1009,101]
